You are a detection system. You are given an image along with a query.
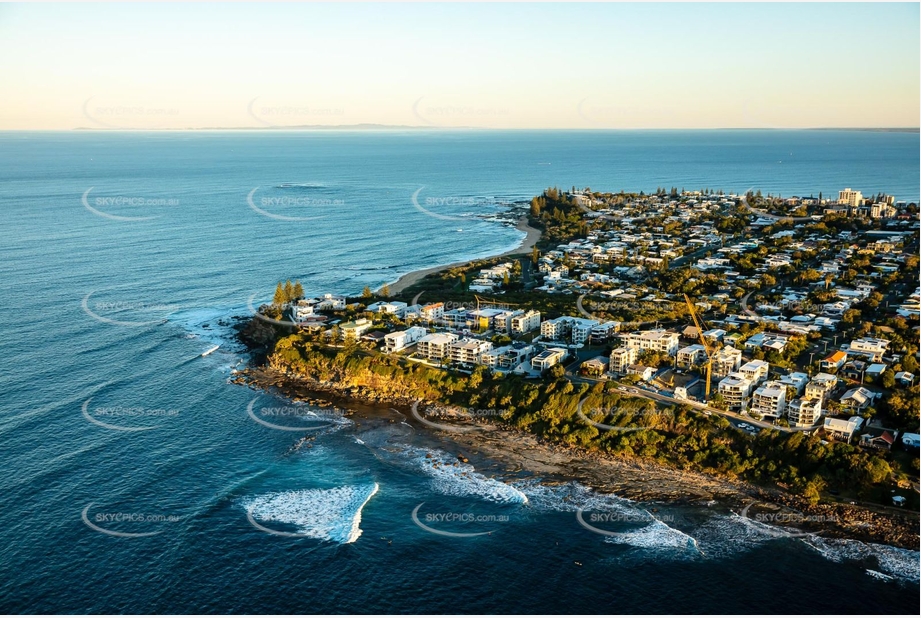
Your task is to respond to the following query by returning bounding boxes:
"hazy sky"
[1,2,918,130]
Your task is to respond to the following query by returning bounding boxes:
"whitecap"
[805,537,920,584]
[242,483,379,543]
[400,446,527,504]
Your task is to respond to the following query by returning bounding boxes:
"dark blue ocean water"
[0,130,918,614]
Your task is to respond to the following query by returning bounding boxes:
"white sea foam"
[400,446,528,504]
[805,537,920,584]
[242,483,379,543]
[513,480,699,554]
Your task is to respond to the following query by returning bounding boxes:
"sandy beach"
[381,216,541,295]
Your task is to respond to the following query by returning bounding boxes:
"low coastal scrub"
[266,332,898,504]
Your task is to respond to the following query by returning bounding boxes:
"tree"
[293,281,304,301]
[283,280,294,303]
[273,283,286,306]
[362,286,373,299]
[531,246,540,265]
[380,285,391,298]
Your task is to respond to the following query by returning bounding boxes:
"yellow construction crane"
[684,294,719,401]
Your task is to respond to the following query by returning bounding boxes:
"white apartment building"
[718,372,753,411]
[510,309,541,334]
[449,338,494,365]
[416,332,459,361]
[541,316,572,341]
[340,318,373,340]
[750,380,787,419]
[805,373,837,401]
[481,345,534,371]
[590,321,621,343]
[779,372,809,396]
[317,294,347,310]
[383,326,426,353]
[366,301,408,318]
[787,397,823,428]
[711,346,743,378]
[622,329,680,356]
[420,303,444,322]
[570,318,599,344]
[739,360,770,385]
[608,347,637,375]
[531,347,567,371]
[677,344,707,369]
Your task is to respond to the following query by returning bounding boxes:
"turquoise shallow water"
[0,130,918,613]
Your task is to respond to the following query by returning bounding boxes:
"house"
[860,431,895,451]
[739,360,770,386]
[842,360,868,381]
[609,347,637,375]
[787,397,823,428]
[839,386,875,413]
[580,356,609,377]
[627,364,655,381]
[820,350,847,372]
[676,344,707,369]
[718,372,753,411]
[531,347,567,372]
[823,416,864,442]
[865,363,887,379]
[750,381,787,420]
[901,433,920,449]
[844,337,890,362]
[621,329,680,356]
[895,371,915,386]
[711,346,743,378]
[416,332,459,361]
[449,338,494,365]
[805,373,837,401]
[383,326,426,353]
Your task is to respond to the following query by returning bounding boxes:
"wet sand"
[382,216,541,295]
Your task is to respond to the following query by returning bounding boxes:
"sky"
[0,2,918,130]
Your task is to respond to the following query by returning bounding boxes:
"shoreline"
[231,365,920,551]
[381,215,541,295]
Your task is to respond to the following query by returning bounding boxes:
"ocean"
[0,130,918,614]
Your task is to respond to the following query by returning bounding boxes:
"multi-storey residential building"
[778,372,809,396]
[531,347,567,371]
[711,346,743,378]
[420,302,444,322]
[541,316,572,341]
[621,329,680,356]
[416,332,459,361]
[510,309,541,334]
[750,380,787,419]
[590,321,620,343]
[718,372,753,411]
[608,347,637,375]
[805,373,838,401]
[366,301,408,318]
[481,344,535,370]
[340,318,373,340]
[383,326,427,353]
[449,338,493,365]
[739,360,770,385]
[676,344,707,369]
[787,397,823,428]
[569,318,599,344]
[838,188,863,207]
[824,416,864,442]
